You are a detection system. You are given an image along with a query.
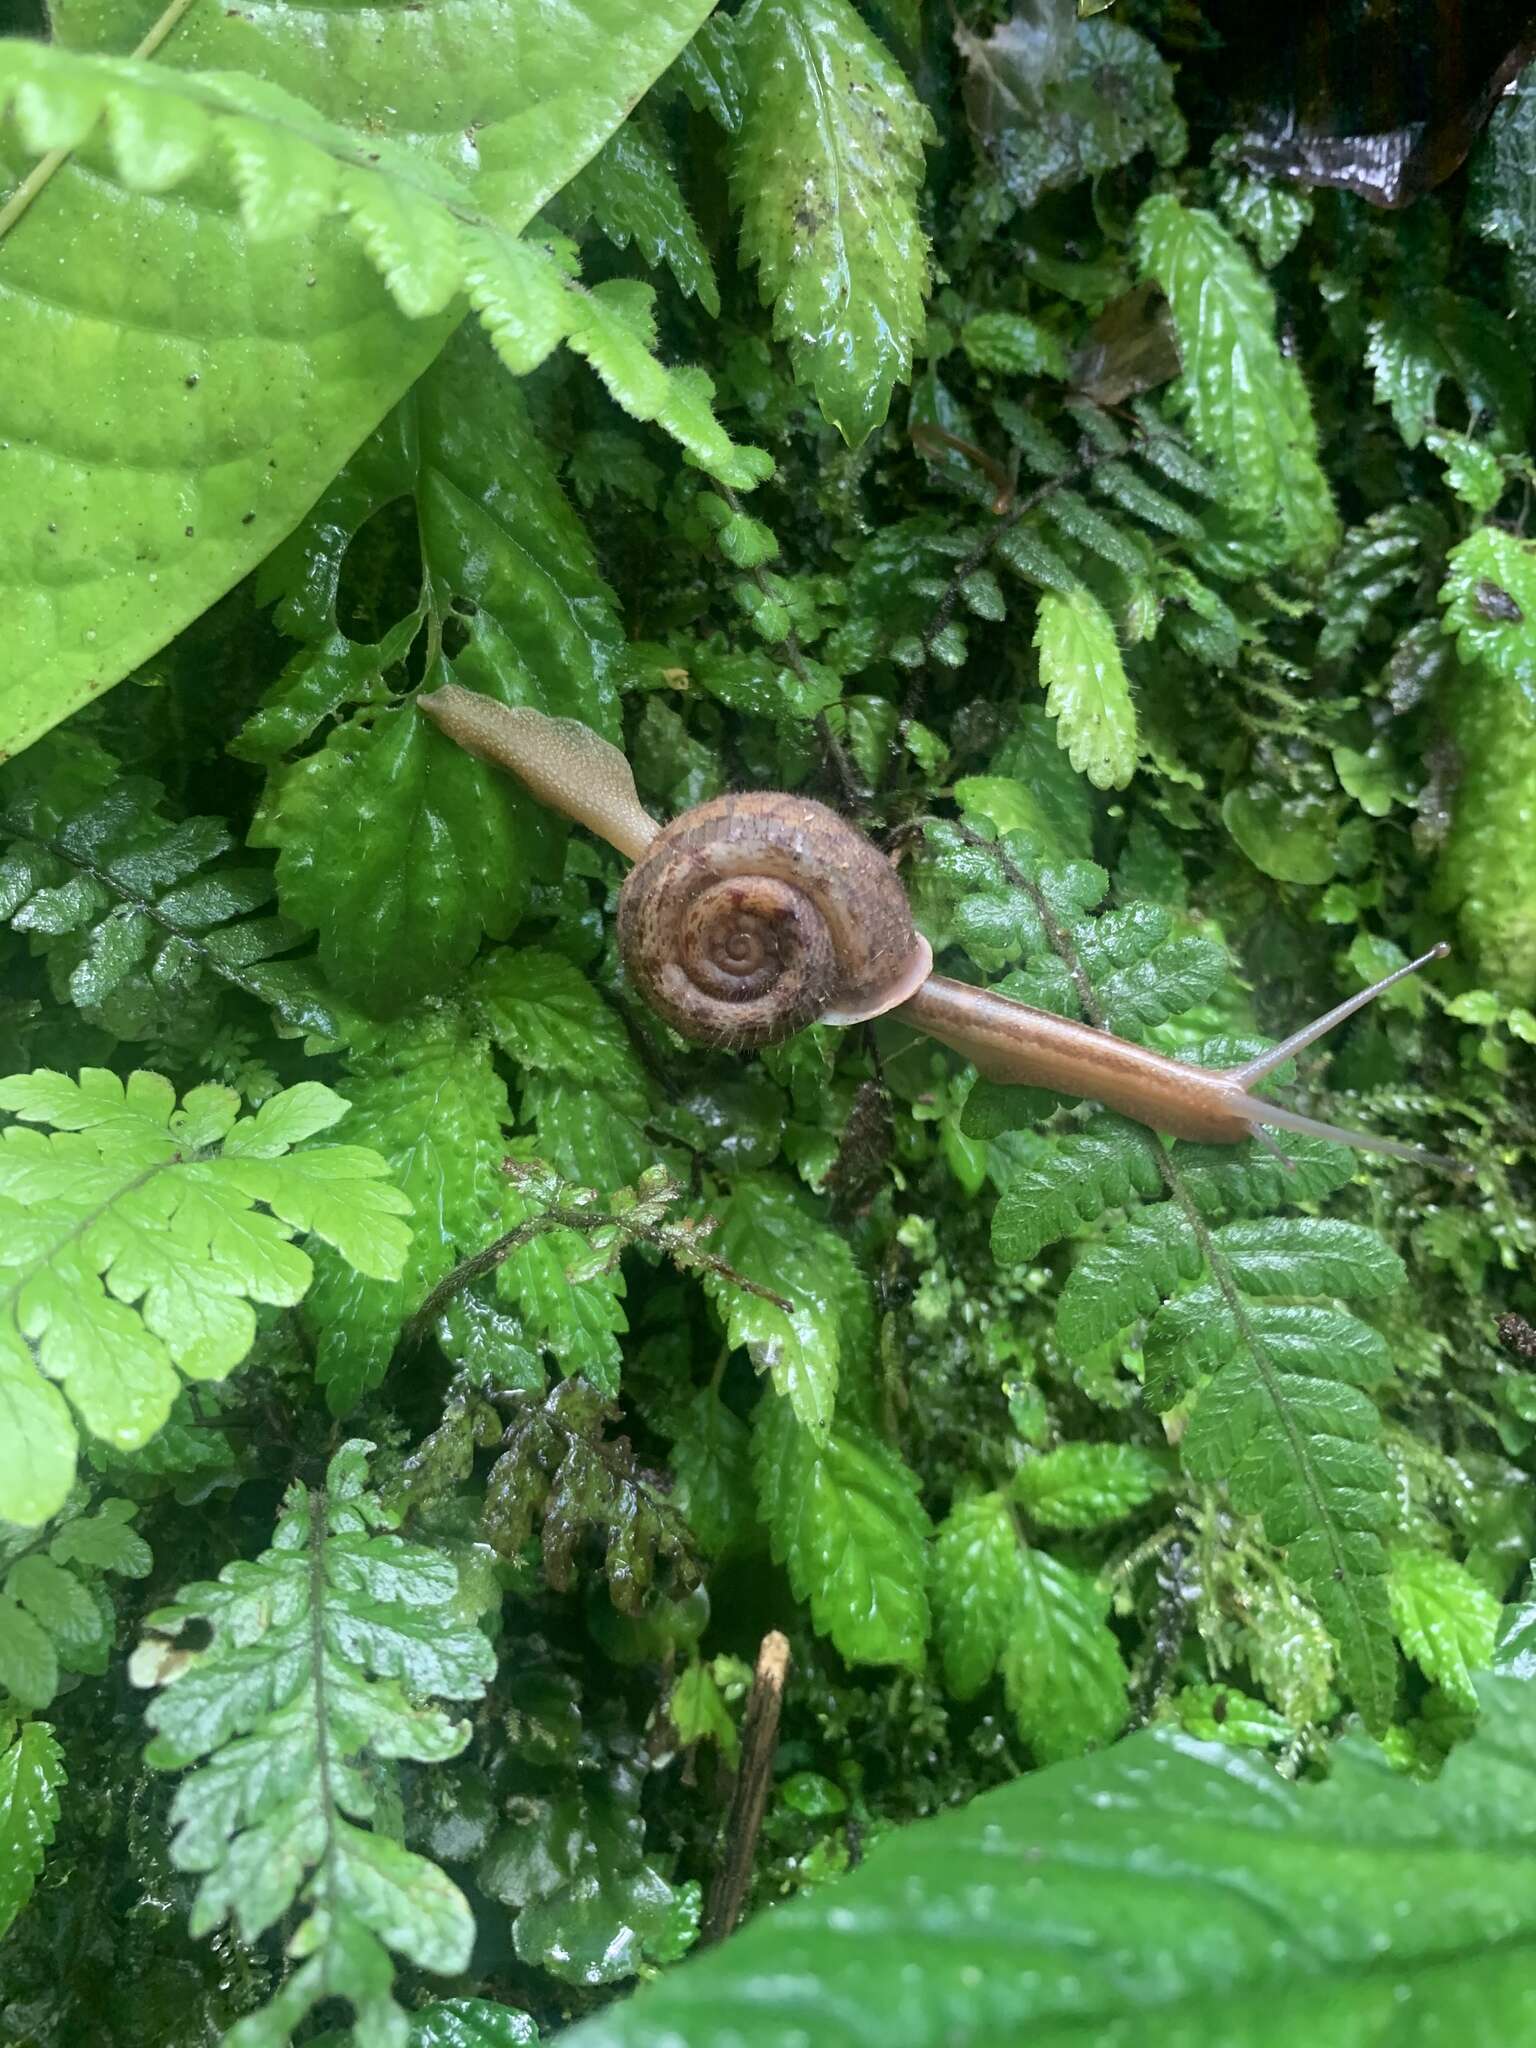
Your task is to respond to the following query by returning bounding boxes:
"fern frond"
[0,743,350,1045]
[0,1069,410,1525]
[0,44,769,490]
[138,1441,495,2048]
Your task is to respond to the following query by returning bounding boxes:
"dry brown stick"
[702,1629,792,1944]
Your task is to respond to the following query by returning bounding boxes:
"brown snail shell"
[617,791,933,1049]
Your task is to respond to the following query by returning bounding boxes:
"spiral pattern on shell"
[616,792,931,1049]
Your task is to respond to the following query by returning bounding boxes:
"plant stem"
[702,1629,791,1944]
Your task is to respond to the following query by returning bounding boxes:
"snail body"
[418,684,1463,1173]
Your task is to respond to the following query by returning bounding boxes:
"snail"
[419,684,1465,1175]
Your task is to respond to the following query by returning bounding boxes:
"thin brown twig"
[702,1629,791,1944]
[401,1197,793,1355]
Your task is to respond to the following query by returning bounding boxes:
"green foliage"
[0,1068,409,1525]
[0,1498,150,1709]
[1033,585,1137,789]
[0,0,724,755]
[754,1393,930,1672]
[137,1441,496,2048]
[2,5,1531,2039]
[1436,526,1536,998]
[730,0,935,442]
[0,1719,64,1938]
[563,1648,1536,2048]
[931,1489,1126,1761]
[1136,194,1338,569]
[482,1378,699,1613]
[0,738,349,1044]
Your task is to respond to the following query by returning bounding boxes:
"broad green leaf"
[754,1395,930,1671]
[702,1172,871,1436]
[560,1665,1536,2048]
[0,1720,64,1939]
[1388,1545,1500,1711]
[1366,290,1529,451]
[473,949,647,1111]
[140,1443,495,2048]
[1000,1544,1127,1764]
[1135,194,1338,570]
[0,1067,410,1523]
[957,6,1184,211]
[732,0,935,442]
[1013,1442,1168,1530]
[1436,527,1536,998]
[303,1014,509,1412]
[0,0,728,755]
[931,1490,1022,1700]
[1033,586,1138,790]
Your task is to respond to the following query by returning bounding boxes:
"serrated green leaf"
[1135,194,1337,570]
[1184,1340,1395,1729]
[1437,526,1536,998]
[473,949,647,1111]
[303,1015,508,1411]
[1013,1442,1167,1530]
[564,118,719,314]
[1056,1203,1202,1357]
[961,312,1066,379]
[958,9,1184,211]
[754,1395,929,1670]
[1000,1545,1127,1763]
[1033,585,1138,790]
[141,1443,493,2046]
[732,0,935,442]
[556,1664,1536,2048]
[932,1487,1126,1761]
[1209,1218,1406,1300]
[0,1720,64,1939]
[0,1596,57,1709]
[667,1388,757,1559]
[47,1498,152,1577]
[0,1,731,757]
[1388,1546,1500,1711]
[410,2000,539,2048]
[7,1554,107,1670]
[1366,290,1529,451]
[932,1489,1022,1700]
[0,1068,409,1522]
[992,1119,1163,1265]
[252,705,535,1019]
[701,1173,870,1436]
[669,1661,740,1764]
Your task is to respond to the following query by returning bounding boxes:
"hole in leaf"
[335,495,421,642]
